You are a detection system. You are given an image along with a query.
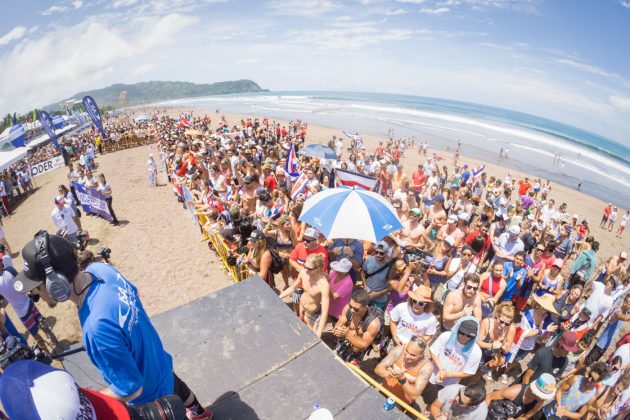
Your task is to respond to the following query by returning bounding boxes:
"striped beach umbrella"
[299,186,402,242]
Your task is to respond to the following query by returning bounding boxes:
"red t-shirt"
[290,243,329,277]
[412,171,427,190]
[604,206,612,217]
[518,180,532,196]
[264,176,278,192]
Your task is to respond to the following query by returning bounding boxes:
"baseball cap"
[552,258,564,268]
[458,212,470,223]
[447,214,458,223]
[0,360,130,420]
[434,194,445,202]
[621,251,627,260]
[54,196,65,205]
[530,373,557,400]
[458,320,478,338]
[375,240,390,252]
[248,230,266,242]
[409,208,422,217]
[14,232,79,295]
[443,237,455,247]
[559,331,578,352]
[243,174,256,184]
[508,225,521,236]
[304,227,319,239]
[330,258,352,273]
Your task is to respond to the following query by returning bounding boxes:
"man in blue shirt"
[500,251,527,303]
[328,238,364,284]
[13,231,211,419]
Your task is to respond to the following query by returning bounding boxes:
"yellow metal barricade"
[345,362,428,420]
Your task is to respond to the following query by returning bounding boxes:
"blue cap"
[434,194,445,202]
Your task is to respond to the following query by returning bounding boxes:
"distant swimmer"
[504,147,509,158]
[499,147,504,158]
[560,160,565,170]
[577,179,582,191]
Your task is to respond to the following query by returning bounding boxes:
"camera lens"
[126,394,186,420]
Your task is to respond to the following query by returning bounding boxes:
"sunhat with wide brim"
[532,294,559,315]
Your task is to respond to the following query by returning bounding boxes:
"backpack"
[345,305,386,347]
[264,237,284,274]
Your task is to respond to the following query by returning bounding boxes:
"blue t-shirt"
[363,256,390,304]
[501,262,527,302]
[79,263,174,403]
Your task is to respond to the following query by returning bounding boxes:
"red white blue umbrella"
[299,186,402,242]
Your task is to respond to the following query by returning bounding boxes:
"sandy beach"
[3,107,627,351]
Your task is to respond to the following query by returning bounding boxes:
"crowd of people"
[143,110,630,419]
[0,108,628,419]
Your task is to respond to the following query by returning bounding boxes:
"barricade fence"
[166,163,249,283]
[100,133,154,154]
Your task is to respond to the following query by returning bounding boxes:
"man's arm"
[345,318,380,351]
[316,282,330,337]
[374,346,403,379]
[99,386,143,402]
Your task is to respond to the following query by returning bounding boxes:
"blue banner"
[38,111,61,150]
[82,95,108,138]
[72,182,113,222]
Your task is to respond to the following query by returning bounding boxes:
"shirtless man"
[442,273,482,331]
[602,251,627,284]
[240,173,259,214]
[425,194,447,227]
[279,253,329,337]
[333,288,382,363]
[399,208,426,247]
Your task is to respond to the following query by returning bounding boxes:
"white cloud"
[385,8,408,15]
[72,0,83,9]
[0,13,197,114]
[266,0,340,16]
[112,0,138,8]
[0,26,27,46]
[557,58,616,79]
[420,7,450,14]
[619,0,630,8]
[610,95,630,110]
[397,0,426,4]
[290,26,420,50]
[41,5,67,15]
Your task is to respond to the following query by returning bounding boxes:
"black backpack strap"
[365,259,394,279]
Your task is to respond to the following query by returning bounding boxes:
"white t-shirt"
[602,343,630,388]
[335,140,343,155]
[51,205,78,234]
[390,302,438,344]
[606,388,630,420]
[585,281,614,325]
[446,258,478,290]
[429,331,482,386]
[0,270,31,317]
[437,384,488,420]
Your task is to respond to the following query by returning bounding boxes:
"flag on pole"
[335,168,378,191]
[471,164,486,183]
[285,141,300,180]
[265,204,284,219]
[291,173,310,199]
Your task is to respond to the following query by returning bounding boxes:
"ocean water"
[156,91,630,209]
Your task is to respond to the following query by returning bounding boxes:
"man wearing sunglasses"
[390,286,438,347]
[442,273,482,331]
[375,336,432,406]
[543,361,609,419]
[430,381,487,420]
[424,317,481,406]
[523,331,576,385]
[362,241,392,309]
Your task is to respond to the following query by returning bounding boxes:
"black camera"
[127,394,186,420]
[98,246,112,263]
[0,336,52,371]
[402,249,433,269]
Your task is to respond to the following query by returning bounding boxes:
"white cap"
[621,251,627,260]
[304,227,319,239]
[331,258,352,273]
[509,225,521,236]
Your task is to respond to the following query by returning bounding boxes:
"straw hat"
[532,294,559,315]
[408,285,432,303]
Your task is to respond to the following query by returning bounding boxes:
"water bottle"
[312,401,320,411]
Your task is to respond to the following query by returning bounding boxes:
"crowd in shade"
[0,109,629,419]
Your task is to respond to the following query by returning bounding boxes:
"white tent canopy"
[0,148,27,171]
[26,124,77,150]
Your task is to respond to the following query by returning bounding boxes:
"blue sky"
[1,0,629,143]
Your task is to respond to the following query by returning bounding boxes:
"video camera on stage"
[0,336,52,370]
[98,246,112,263]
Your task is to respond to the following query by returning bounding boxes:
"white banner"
[30,155,65,178]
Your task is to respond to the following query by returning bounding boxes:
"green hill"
[55,79,266,108]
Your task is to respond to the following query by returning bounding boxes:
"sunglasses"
[497,319,511,326]
[304,238,316,243]
[349,304,363,312]
[465,284,479,292]
[303,265,317,272]
[374,251,386,256]
[410,299,427,306]
[458,331,474,339]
